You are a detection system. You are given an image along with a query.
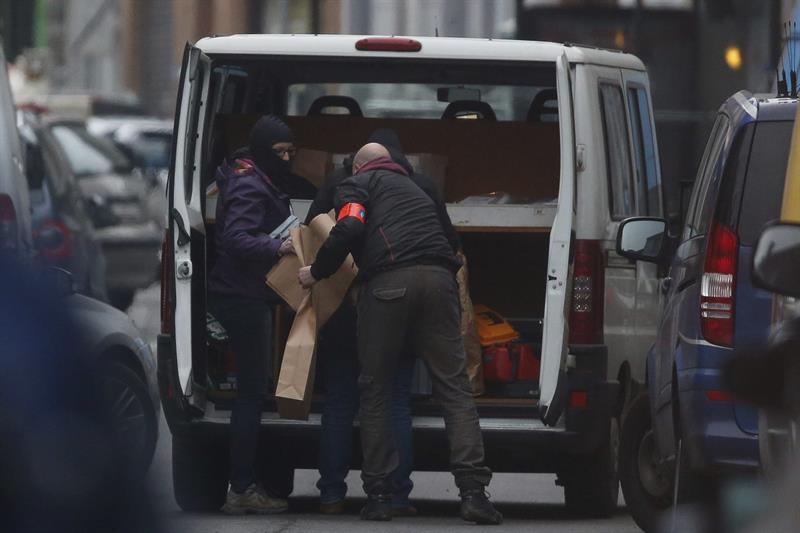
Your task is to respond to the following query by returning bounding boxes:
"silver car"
[46,119,162,309]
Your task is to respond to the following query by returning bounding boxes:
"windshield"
[50,123,134,178]
[122,131,172,170]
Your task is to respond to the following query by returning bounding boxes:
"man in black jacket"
[298,143,502,525]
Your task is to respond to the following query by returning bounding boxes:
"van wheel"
[619,393,672,532]
[172,434,229,511]
[562,416,620,518]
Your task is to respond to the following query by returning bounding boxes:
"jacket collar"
[356,156,409,176]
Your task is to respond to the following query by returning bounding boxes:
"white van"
[159,35,664,517]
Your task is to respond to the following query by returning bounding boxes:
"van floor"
[206,393,539,419]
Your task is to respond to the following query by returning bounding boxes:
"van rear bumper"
[158,335,616,473]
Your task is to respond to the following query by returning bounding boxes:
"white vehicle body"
[160,34,664,515]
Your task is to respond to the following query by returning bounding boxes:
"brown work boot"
[221,483,288,515]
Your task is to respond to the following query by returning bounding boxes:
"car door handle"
[660,277,672,294]
[171,208,191,247]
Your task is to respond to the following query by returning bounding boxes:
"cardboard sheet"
[267,212,358,420]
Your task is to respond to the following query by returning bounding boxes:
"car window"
[50,123,133,178]
[683,114,729,240]
[599,83,635,219]
[627,86,662,216]
[738,120,794,246]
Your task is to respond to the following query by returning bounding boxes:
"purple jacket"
[208,156,291,300]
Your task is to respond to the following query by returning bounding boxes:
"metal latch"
[176,259,193,280]
[566,354,577,369]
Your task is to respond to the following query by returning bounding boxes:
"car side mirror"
[616,217,668,263]
[752,222,800,297]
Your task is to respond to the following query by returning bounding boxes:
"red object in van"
[483,345,515,383]
[513,343,540,380]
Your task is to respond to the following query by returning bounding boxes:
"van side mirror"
[752,222,800,298]
[616,217,668,263]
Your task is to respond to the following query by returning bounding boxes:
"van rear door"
[170,44,210,396]
[539,53,576,425]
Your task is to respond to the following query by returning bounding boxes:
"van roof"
[725,91,797,122]
[195,34,646,71]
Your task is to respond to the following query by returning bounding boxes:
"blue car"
[615,91,796,532]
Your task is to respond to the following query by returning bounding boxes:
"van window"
[288,83,544,121]
[683,114,729,239]
[599,83,635,219]
[738,120,793,246]
[627,87,661,216]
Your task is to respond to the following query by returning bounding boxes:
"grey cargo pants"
[357,264,492,495]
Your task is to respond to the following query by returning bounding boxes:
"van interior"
[195,56,561,413]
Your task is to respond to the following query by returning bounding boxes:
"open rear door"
[539,52,576,426]
[171,44,210,395]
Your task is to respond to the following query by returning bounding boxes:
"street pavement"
[129,284,642,533]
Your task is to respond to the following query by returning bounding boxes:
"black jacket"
[310,158,461,280]
[305,158,459,253]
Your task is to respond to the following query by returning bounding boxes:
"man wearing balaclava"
[208,115,308,515]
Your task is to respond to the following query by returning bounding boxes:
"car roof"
[722,91,797,124]
[195,34,646,71]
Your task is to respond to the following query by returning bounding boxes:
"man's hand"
[298,266,317,289]
[278,238,295,257]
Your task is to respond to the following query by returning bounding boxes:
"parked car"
[0,45,33,257]
[52,266,160,474]
[160,35,666,515]
[17,111,108,301]
[46,119,162,309]
[88,116,172,230]
[616,92,796,532]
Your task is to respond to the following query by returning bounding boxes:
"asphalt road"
[129,284,642,533]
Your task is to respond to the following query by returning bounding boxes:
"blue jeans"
[316,304,415,506]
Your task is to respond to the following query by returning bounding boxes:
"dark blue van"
[615,91,796,531]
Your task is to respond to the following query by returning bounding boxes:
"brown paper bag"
[274,294,318,419]
[457,252,485,396]
[267,213,358,420]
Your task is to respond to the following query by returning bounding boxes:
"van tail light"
[569,239,604,344]
[0,194,19,251]
[33,219,73,261]
[160,229,174,334]
[700,221,738,347]
[355,37,422,52]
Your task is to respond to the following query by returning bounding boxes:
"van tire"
[619,393,672,532]
[562,416,620,518]
[172,434,229,511]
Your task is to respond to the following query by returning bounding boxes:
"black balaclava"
[367,128,414,175]
[248,115,294,182]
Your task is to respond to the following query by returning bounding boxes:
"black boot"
[460,488,503,525]
[360,493,393,521]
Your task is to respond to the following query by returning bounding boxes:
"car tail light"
[160,230,174,334]
[33,219,73,261]
[355,37,422,52]
[569,240,604,344]
[701,221,738,347]
[0,194,19,252]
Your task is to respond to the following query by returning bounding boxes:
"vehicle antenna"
[780,23,790,97]
[793,22,799,98]
[435,26,439,37]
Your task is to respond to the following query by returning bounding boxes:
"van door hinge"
[576,144,586,172]
[176,259,193,280]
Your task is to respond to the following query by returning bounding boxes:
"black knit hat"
[248,115,294,179]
